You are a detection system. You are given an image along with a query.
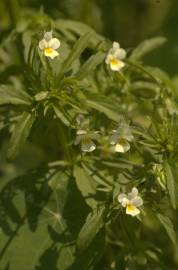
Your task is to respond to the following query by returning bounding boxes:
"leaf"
[8,112,35,159]
[157,214,176,245]
[59,32,93,76]
[77,207,105,253]
[129,81,159,99]
[86,99,120,122]
[0,85,32,105]
[73,165,97,208]
[130,36,167,60]
[76,52,105,79]
[165,161,176,209]
[52,104,70,127]
[0,171,75,270]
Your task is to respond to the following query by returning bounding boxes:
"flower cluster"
[75,122,134,153]
[118,187,143,217]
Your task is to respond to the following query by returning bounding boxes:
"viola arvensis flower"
[110,124,133,153]
[105,42,126,71]
[118,187,143,216]
[39,31,60,59]
[74,130,99,152]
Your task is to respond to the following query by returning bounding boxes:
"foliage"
[0,2,178,270]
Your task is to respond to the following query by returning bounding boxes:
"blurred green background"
[1,0,178,75]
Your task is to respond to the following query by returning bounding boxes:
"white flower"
[74,130,99,152]
[118,187,143,217]
[105,42,126,71]
[110,124,133,153]
[39,31,60,59]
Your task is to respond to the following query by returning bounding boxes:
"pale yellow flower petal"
[126,204,140,216]
[44,48,59,59]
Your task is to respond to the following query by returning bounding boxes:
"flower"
[110,124,133,153]
[118,187,143,216]
[39,31,60,59]
[74,130,99,152]
[105,42,126,71]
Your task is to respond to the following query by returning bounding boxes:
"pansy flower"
[110,124,134,153]
[118,187,143,216]
[39,31,60,59]
[105,42,126,71]
[74,130,99,152]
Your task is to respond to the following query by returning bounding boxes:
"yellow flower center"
[110,58,119,66]
[126,203,135,212]
[44,47,53,54]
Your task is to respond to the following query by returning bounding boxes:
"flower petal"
[44,48,59,59]
[39,39,48,50]
[74,135,82,145]
[114,140,130,153]
[110,58,125,71]
[110,134,119,145]
[48,38,61,50]
[126,205,140,216]
[113,41,120,49]
[77,130,87,135]
[131,196,143,207]
[118,194,129,207]
[115,48,126,60]
[81,141,96,152]
[44,31,53,41]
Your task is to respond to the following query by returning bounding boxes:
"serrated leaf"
[52,104,70,127]
[0,85,32,105]
[73,165,97,208]
[157,213,176,245]
[165,161,176,209]
[76,52,105,79]
[8,112,35,159]
[130,36,167,60]
[77,207,105,253]
[59,32,93,76]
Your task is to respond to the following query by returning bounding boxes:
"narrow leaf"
[59,32,93,76]
[77,207,105,253]
[76,52,105,79]
[0,85,32,105]
[165,162,176,209]
[8,112,35,159]
[73,165,97,208]
[130,37,167,60]
[52,104,70,127]
[157,213,176,245]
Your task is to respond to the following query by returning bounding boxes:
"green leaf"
[77,207,105,253]
[0,85,32,105]
[130,36,167,60]
[0,171,75,270]
[8,112,35,159]
[157,214,176,245]
[76,52,105,79]
[73,165,97,208]
[86,99,120,122]
[52,104,70,127]
[129,81,159,99]
[165,162,176,209]
[59,32,93,76]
